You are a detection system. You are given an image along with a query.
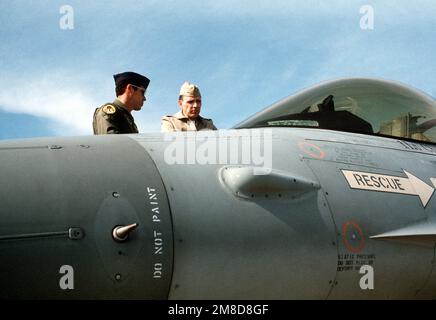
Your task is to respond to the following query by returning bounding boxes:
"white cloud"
[0,73,98,136]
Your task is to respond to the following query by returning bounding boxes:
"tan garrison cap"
[179,81,201,98]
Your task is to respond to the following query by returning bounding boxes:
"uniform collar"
[173,110,203,122]
[113,99,135,121]
[113,99,130,112]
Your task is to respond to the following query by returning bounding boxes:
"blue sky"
[0,0,435,139]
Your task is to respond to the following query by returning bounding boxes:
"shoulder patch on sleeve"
[102,105,116,115]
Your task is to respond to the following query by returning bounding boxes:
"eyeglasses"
[131,84,146,96]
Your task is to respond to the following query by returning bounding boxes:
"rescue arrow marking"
[342,169,434,207]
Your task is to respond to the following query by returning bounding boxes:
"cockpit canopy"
[235,78,436,144]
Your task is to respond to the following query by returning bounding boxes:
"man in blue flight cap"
[93,71,150,134]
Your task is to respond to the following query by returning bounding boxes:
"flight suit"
[161,111,217,132]
[93,99,139,134]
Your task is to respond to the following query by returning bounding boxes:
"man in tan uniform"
[93,71,150,134]
[161,82,217,132]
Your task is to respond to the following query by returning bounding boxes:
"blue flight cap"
[113,71,150,90]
